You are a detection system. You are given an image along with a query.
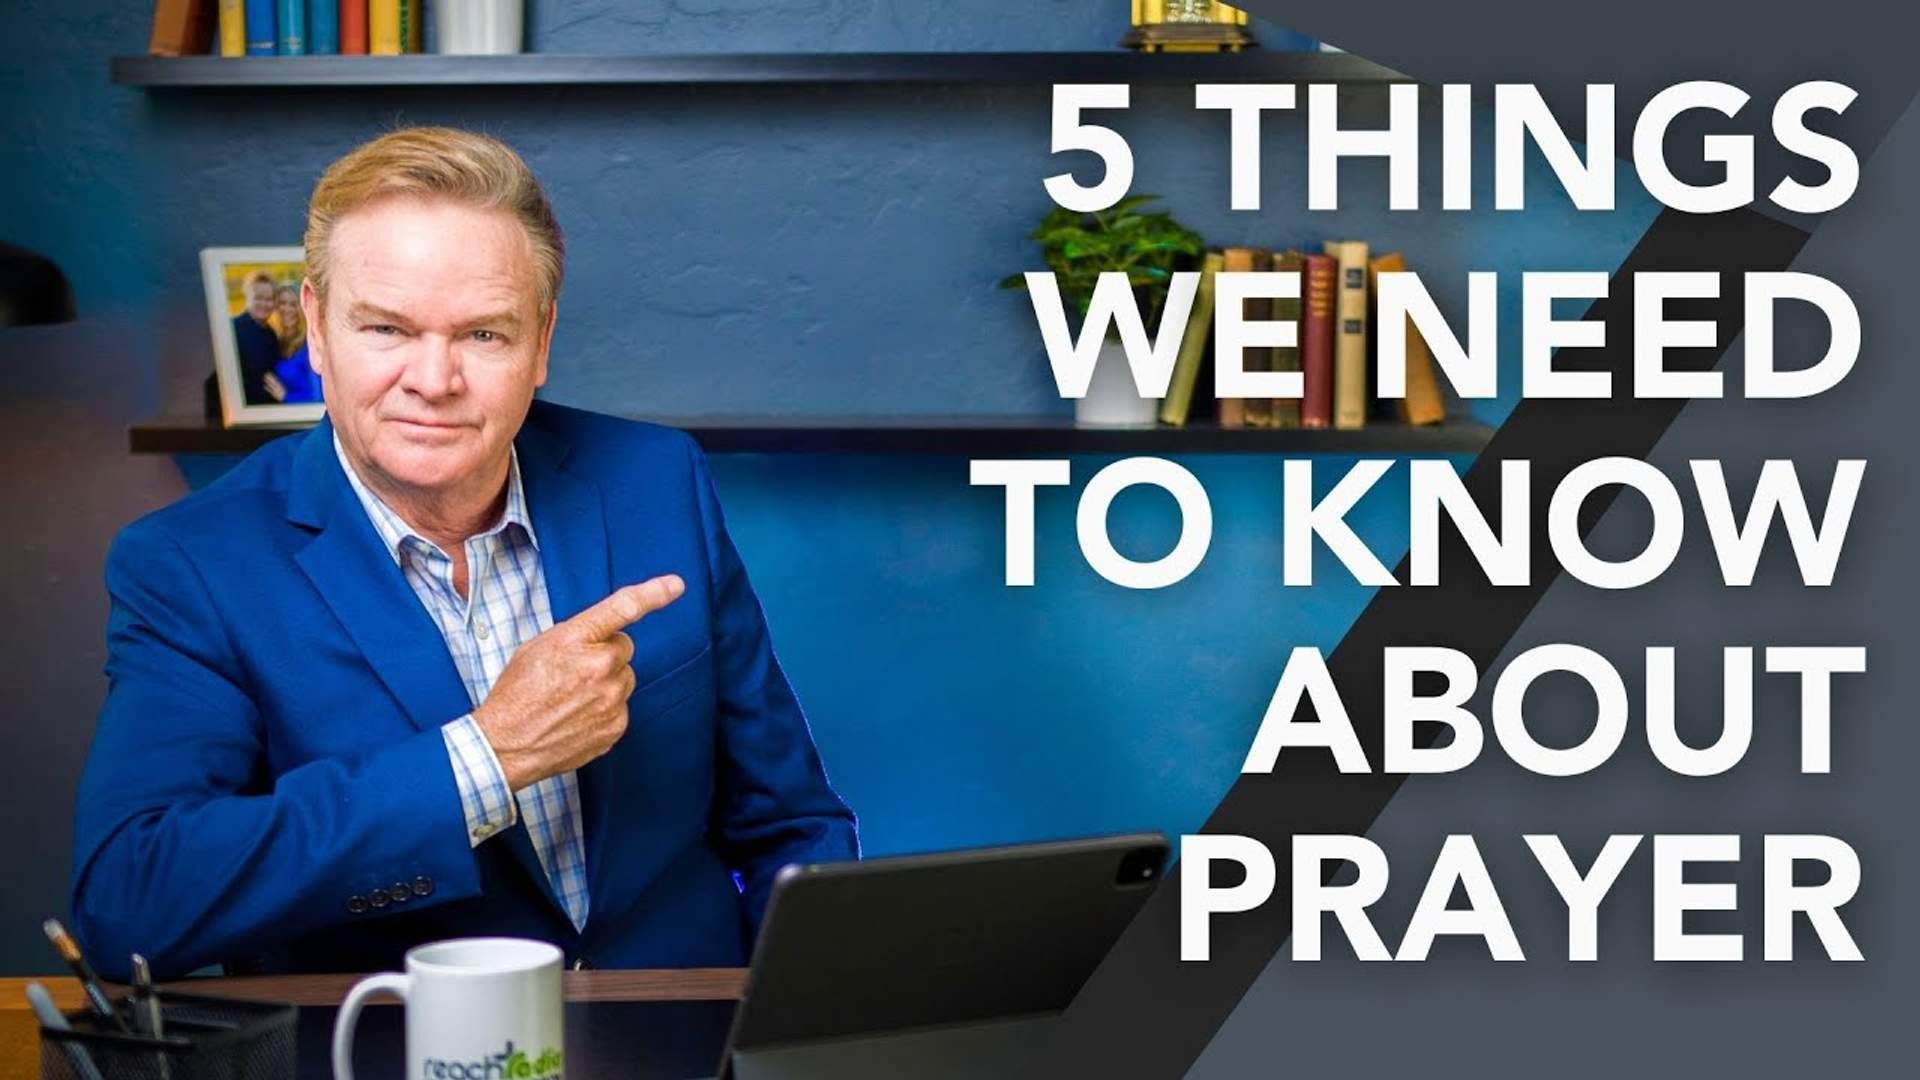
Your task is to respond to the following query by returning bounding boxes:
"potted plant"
[1000,195,1205,426]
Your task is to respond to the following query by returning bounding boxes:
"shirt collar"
[332,433,539,565]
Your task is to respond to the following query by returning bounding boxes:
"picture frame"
[199,245,326,427]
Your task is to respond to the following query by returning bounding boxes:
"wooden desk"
[0,969,746,1079]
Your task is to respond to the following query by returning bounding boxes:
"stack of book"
[1158,241,1450,431]
[148,0,425,57]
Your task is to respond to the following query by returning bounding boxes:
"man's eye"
[365,324,400,336]
[471,329,498,343]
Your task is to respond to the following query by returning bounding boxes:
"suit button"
[391,882,413,903]
[346,895,368,915]
[368,888,390,909]
[412,876,434,898]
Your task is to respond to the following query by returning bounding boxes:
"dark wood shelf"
[129,415,1490,456]
[110,50,1407,88]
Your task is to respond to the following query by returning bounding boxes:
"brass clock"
[1123,1,1257,52]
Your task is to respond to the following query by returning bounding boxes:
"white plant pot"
[1074,339,1161,428]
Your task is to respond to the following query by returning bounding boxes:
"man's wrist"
[468,703,534,792]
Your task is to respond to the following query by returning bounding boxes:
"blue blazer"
[72,402,858,980]
[231,312,281,405]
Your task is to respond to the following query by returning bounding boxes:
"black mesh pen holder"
[40,991,296,1080]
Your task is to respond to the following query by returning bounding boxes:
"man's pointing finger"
[567,574,685,640]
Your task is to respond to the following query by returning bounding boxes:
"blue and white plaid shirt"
[335,437,591,930]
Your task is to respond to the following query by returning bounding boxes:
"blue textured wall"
[0,1,1656,973]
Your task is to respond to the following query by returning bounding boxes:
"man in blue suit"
[231,272,282,404]
[71,128,858,980]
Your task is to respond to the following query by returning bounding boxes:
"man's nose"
[400,334,463,399]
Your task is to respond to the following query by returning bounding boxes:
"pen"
[132,954,163,1037]
[41,919,129,1033]
[25,982,107,1080]
[132,954,173,1080]
[129,953,148,1035]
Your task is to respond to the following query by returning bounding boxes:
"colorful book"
[339,0,367,54]
[1158,252,1223,427]
[1369,252,1448,426]
[405,0,422,52]
[1216,247,1261,429]
[1246,248,1277,427]
[309,0,339,53]
[369,0,401,54]
[276,0,307,53]
[1300,253,1336,429]
[1269,250,1304,429]
[244,0,276,54]
[1323,240,1370,430]
[217,0,246,55]
[150,0,216,56]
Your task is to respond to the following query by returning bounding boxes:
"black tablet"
[718,833,1169,1080]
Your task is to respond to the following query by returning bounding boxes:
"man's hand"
[472,574,686,791]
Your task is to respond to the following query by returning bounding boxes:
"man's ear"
[300,278,326,377]
[533,298,559,388]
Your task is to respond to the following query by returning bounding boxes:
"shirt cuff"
[441,714,518,848]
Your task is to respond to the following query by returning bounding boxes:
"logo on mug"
[422,1040,564,1080]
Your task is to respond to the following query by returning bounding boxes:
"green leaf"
[1107,194,1163,215]
[1008,194,1208,318]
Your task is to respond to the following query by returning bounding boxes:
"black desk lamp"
[0,241,76,326]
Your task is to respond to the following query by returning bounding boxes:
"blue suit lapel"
[288,421,472,736]
[514,423,611,640]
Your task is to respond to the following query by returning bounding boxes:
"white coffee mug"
[332,937,564,1080]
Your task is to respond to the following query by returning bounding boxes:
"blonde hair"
[303,126,564,315]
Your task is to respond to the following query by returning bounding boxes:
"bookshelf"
[129,415,1490,456]
[115,47,1447,460]
[110,50,1407,88]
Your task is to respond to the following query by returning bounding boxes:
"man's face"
[247,281,276,322]
[304,196,555,503]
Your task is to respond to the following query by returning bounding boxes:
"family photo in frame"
[198,245,324,426]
